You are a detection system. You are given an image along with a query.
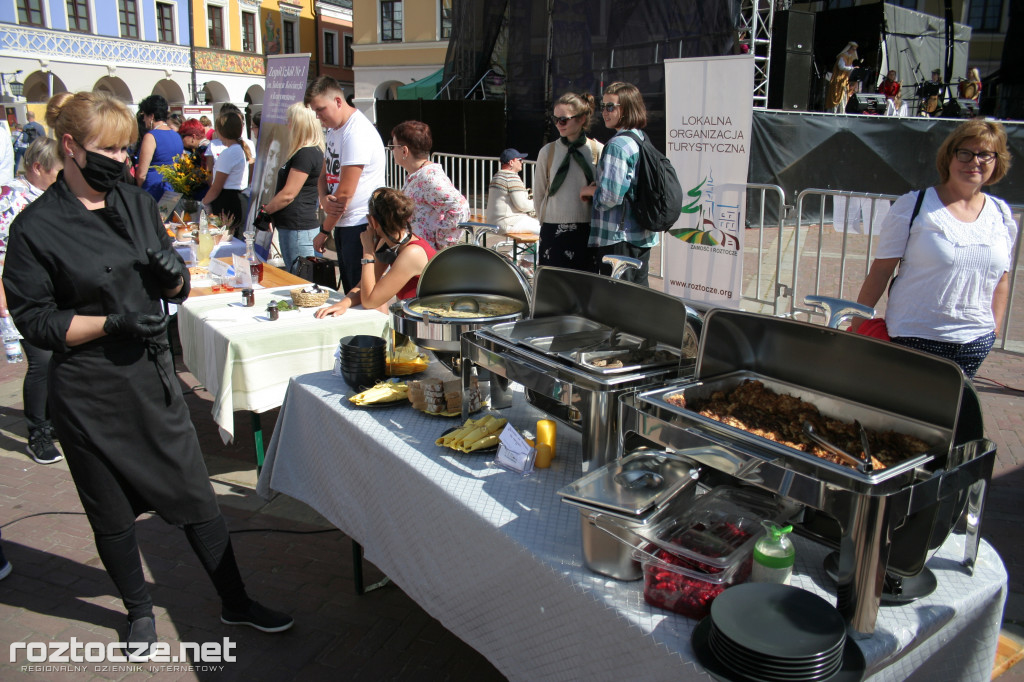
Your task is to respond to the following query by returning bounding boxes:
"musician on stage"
[878,70,901,101]
[919,69,943,117]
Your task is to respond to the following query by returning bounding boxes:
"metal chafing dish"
[390,244,532,370]
[460,267,706,472]
[618,308,996,634]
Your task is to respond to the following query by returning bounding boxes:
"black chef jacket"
[2,175,220,532]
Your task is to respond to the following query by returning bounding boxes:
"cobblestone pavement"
[0,227,1020,680]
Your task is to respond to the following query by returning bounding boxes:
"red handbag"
[855,318,890,341]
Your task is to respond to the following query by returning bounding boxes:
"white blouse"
[877,187,1017,343]
[213,143,249,191]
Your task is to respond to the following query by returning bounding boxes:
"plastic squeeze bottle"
[751,521,794,585]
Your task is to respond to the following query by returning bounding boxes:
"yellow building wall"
[352,0,448,67]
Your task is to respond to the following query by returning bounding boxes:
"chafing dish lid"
[531,267,701,351]
[557,448,699,518]
[695,309,965,434]
[415,244,531,311]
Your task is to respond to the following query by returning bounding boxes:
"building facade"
[350,0,451,119]
[316,0,354,93]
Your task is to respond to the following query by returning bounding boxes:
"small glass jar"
[266,301,279,321]
[241,288,255,307]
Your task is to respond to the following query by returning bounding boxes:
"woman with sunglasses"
[2,92,293,654]
[533,92,603,272]
[315,187,435,317]
[852,118,1016,377]
[581,82,658,285]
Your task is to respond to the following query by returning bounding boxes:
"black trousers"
[333,222,368,293]
[94,515,250,623]
[22,340,51,433]
[592,241,652,286]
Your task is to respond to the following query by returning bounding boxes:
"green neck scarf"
[548,134,594,196]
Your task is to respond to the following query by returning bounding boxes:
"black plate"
[710,584,846,660]
[692,616,866,682]
[438,426,498,454]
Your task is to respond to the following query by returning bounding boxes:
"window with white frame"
[156,2,175,43]
[17,0,45,26]
[119,0,140,39]
[66,0,90,32]
[242,11,257,52]
[380,0,402,42]
[344,34,354,68]
[283,19,296,53]
[439,0,452,39]
[208,4,224,48]
[324,31,338,66]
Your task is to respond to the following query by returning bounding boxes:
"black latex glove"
[146,247,185,289]
[103,313,169,339]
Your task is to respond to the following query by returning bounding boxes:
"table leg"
[251,411,265,474]
[351,540,392,595]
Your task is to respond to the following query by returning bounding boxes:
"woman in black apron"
[2,91,292,657]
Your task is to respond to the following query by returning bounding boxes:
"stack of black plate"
[692,583,865,682]
[340,335,386,390]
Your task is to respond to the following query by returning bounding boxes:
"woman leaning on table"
[1,91,292,655]
[533,92,603,272]
[851,118,1017,378]
[316,186,435,318]
[260,102,324,272]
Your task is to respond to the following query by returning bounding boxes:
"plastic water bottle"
[2,316,24,364]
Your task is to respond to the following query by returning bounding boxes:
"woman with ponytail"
[533,92,603,272]
[202,111,251,233]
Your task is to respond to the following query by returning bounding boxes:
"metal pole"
[188,0,198,104]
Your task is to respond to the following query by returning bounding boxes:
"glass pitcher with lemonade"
[196,209,215,267]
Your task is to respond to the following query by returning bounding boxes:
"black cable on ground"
[1,510,341,537]
[974,376,1024,393]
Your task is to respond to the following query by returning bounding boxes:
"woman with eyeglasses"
[2,92,293,654]
[315,187,436,318]
[533,92,603,272]
[390,120,469,251]
[581,82,658,285]
[851,118,1017,377]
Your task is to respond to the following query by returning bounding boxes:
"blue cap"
[500,148,528,164]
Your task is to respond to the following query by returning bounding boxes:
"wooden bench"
[505,232,540,269]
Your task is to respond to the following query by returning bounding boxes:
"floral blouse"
[402,162,469,250]
[0,177,45,266]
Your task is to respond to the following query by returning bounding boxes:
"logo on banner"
[670,170,740,251]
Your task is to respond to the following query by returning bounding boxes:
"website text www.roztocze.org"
[670,279,733,300]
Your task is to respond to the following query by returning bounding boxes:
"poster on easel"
[663,55,754,309]
[244,54,311,250]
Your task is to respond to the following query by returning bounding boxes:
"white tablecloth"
[178,291,388,442]
[256,371,1007,682]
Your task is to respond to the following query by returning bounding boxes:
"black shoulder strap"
[891,189,927,293]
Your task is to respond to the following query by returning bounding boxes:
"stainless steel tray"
[558,449,700,517]
[638,370,948,481]
[491,316,609,343]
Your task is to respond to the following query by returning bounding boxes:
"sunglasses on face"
[954,148,996,164]
[598,103,621,112]
[552,114,580,125]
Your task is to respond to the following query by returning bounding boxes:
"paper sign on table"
[208,258,232,278]
[495,423,535,475]
[233,254,254,288]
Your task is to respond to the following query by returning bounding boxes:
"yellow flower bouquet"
[159,153,210,200]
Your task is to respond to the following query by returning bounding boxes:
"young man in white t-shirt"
[305,76,386,293]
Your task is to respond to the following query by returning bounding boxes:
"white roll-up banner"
[663,55,754,308]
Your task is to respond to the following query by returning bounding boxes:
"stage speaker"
[768,11,815,111]
[846,93,886,115]
[941,98,980,118]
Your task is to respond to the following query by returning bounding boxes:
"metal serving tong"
[803,421,874,474]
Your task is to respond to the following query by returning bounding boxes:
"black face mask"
[373,231,411,265]
[74,143,127,193]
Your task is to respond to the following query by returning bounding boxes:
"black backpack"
[21,124,38,146]
[619,130,684,232]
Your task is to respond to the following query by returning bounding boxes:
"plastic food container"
[634,486,793,620]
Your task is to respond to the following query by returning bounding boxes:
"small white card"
[232,254,253,288]
[208,258,231,278]
[494,423,535,475]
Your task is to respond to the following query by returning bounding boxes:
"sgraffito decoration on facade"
[0,24,190,68]
[195,49,265,75]
[264,15,281,55]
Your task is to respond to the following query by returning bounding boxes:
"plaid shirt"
[588,129,659,248]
